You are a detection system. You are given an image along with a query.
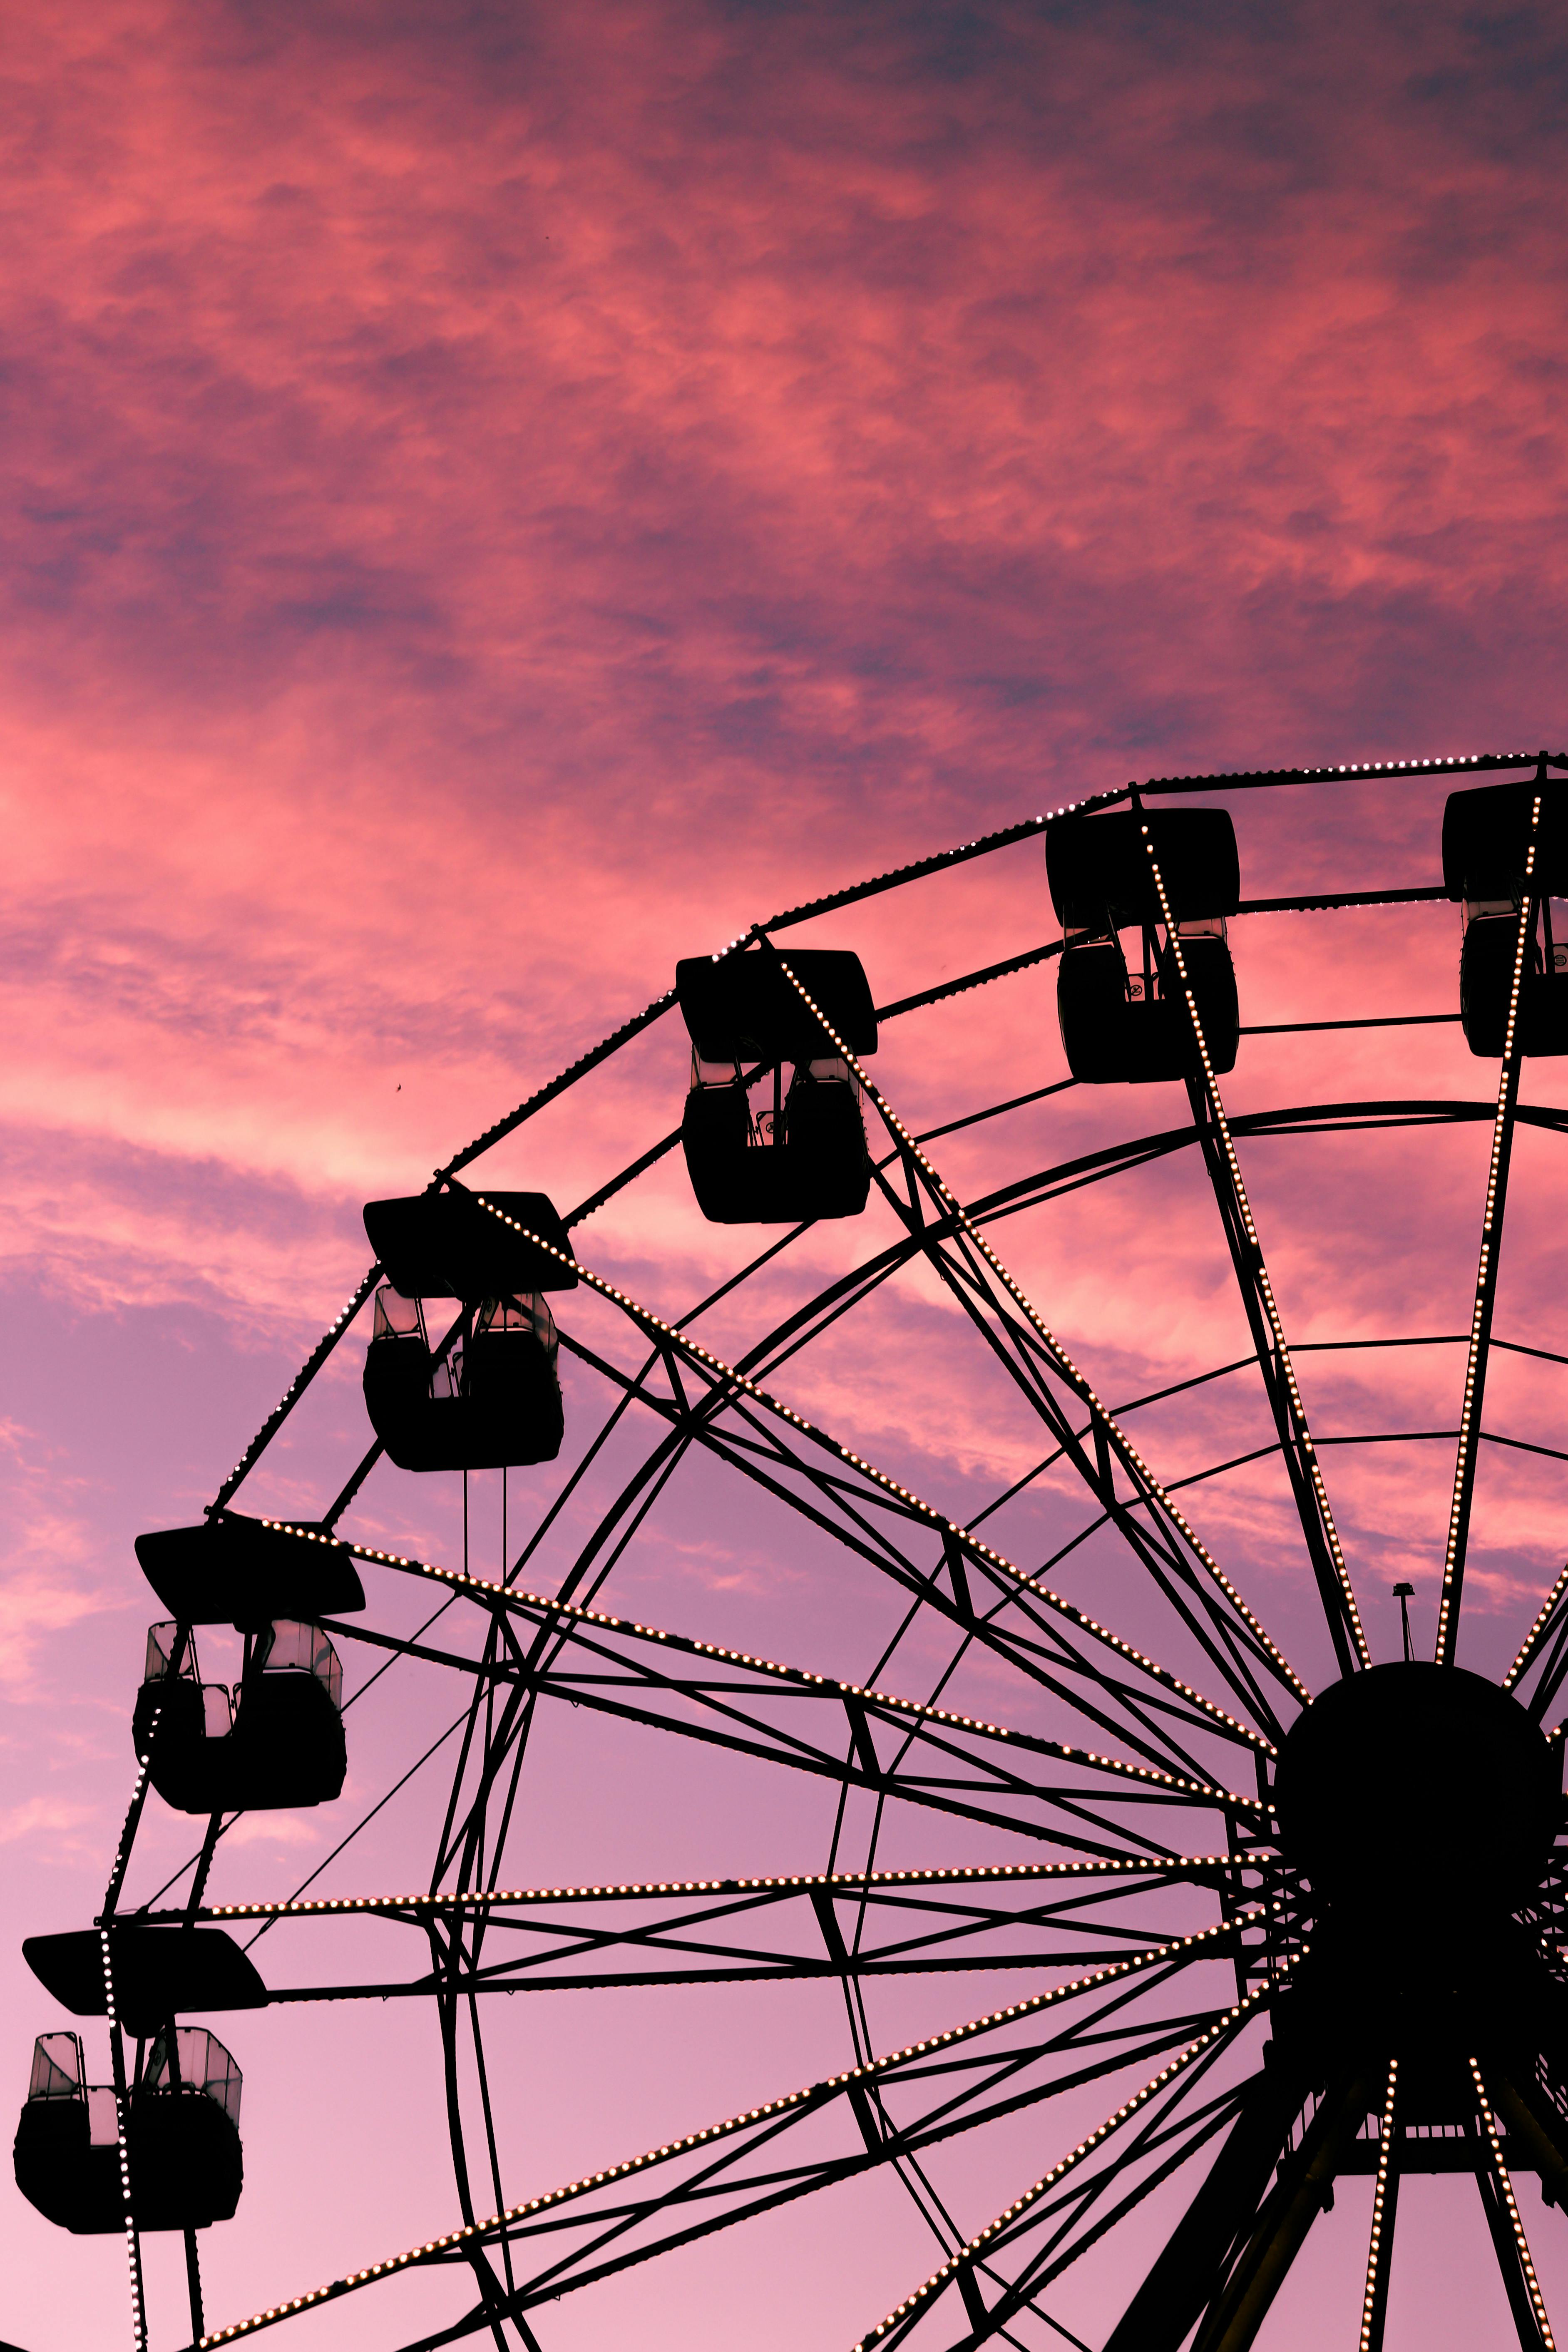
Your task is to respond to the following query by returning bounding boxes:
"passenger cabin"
[1443,780,1568,1057]
[676,947,876,1223]
[133,1619,346,1814]
[360,1188,576,1472]
[15,2028,242,2233]
[1046,809,1242,1083]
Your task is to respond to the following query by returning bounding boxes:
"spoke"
[848,1989,1267,2351]
[1101,2065,1302,2352]
[1358,2059,1400,2352]
[175,1937,1240,2350]
[1436,782,1546,1668]
[564,1314,1282,1769]
[1470,2056,1558,2352]
[190,1858,1276,1999]
[428,1217,1300,1750]
[1141,815,1369,1676]
[319,1597,1267,1858]
[210,1265,381,1511]
[182,1852,1257,1921]
[1503,1557,1568,1715]
[758,949,1311,1705]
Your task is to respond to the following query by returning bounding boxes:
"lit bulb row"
[1467,2055,1558,2349]
[215,1279,375,1498]
[455,1205,1280,1746]
[199,1916,1256,2347]
[1357,2057,1399,2352]
[850,1982,1269,2349]
[97,1912,144,2350]
[104,1711,162,2352]
[713,803,1123,966]
[435,986,681,1176]
[291,1508,1257,1809]
[1140,826,1370,1671]
[1436,803,1543,1667]
[1147,753,1546,786]
[753,963,1307,1706]
[103,1739,154,1914]
[200,1852,1262,1923]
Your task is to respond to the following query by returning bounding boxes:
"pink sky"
[5,2,1568,2346]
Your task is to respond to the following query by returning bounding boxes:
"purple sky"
[5,2,1568,2346]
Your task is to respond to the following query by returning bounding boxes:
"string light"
[849,1983,1270,2348]
[194,1850,1270,1922]
[1436,795,1543,1669]
[1358,2058,1398,2351]
[1469,2055,1558,2348]
[740,960,1310,1706]
[1503,1550,1568,1691]
[387,1207,1289,1753]
[212,1275,380,1506]
[99,1753,155,2352]
[260,1517,1263,1811]
[1139,823,1370,1673]
[196,1919,1261,2346]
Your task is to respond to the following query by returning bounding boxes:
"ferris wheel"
[15,746,1568,2352]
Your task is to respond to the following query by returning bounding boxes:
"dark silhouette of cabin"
[1047,809,1241,1083]
[24,1927,266,2039]
[14,2029,242,2233]
[135,1512,364,1633]
[132,1619,346,1814]
[676,947,875,1222]
[1444,780,1568,1056]
[361,1189,575,1470]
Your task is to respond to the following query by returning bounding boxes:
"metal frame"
[69,747,1568,2352]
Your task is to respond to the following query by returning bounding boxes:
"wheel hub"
[1271,1663,1563,2065]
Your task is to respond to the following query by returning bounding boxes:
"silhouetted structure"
[361,1188,576,1468]
[132,1619,346,1813]
[1444,779,1568,1055]
[1048,807,1241,1081]
[15,2029,242,2233]
[676,946,875,1221]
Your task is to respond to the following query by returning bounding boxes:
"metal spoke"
[182,1858,1274,2000]
[1503,1557,1568,1718]
[1141,812,1369,1676]
[320,1605,1266,1859]
[728,959,1311,1718]
[1470,2056,1558,2352]
[170,1942,1240,2349]
[1436,779,1547,1667]
[1358,2059,1400,2352]
[848,1991,1267,2351]
[430,1224,1301,1746]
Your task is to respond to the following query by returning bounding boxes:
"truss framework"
[71,748,1568,2352]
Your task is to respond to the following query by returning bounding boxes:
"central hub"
[1274,1661,1560,1922]
[1270,1663,1563,2080]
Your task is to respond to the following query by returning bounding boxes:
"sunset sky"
[5,2,1568,2347]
